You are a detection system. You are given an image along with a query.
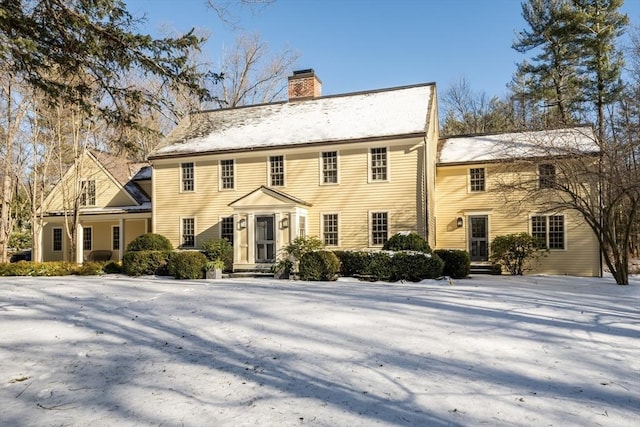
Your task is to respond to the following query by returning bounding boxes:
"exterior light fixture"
[281,217,289,229]
[456,217,464,228]
[238,218,247,229]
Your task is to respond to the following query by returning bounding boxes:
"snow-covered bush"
[333,250,443,282]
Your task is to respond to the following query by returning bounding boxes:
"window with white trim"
[538,164,556,189]
[322,214,339,246]
[531,215,565,249]
[469,168,485,192]
[80,180,96,206]
[181,162,194,192]
[83,227,92,251]
[182,217,195,247]
[299,216,306,238]
[321,151,338,184]
[220,159,235,190]
[112,226,120,250]
[269,155,284,186]
[53,227,63,252]
[370,147,388,181]
[221,216,234,245]
[371,212,388,246]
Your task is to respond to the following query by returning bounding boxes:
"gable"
[229,186,312,210]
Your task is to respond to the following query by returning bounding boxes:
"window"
[53,228,62,251]
[80,180,96,206]
[299,216,306,238]
[469,168,485,192]
[321,151,338,184]
[83,227,92,251]
[182,218,195,247]
[539,164,556,189]
[112,226,120,251]
[221,216,234,245]
[269,155,284,186]
[220,159,234,190]
[531,215,565,249]
[370,147,388,181]
[322,214,339,246]
[371,212,388,246]
[181,162,194,192]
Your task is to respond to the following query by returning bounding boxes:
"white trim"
[368,210,389,247]
[218,215,234,242]
[218,158,236,191]
[320,212,340,247]
[111,225,121,251]
[180,161,196,193]
[82,226,93,252]
[529,213,567,251]
[319,150,340,186]
[468,167,486,193]
[52,227,63,252]
[267,154,286,187]
[180,216,196,248]
[367,146,390,183]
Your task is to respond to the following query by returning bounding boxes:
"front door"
[469,215,489,262]
[255,215,275,263]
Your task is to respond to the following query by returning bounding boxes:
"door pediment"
[229,186,312,210]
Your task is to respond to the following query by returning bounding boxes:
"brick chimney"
[288,69,322,101]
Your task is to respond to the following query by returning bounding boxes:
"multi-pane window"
[321,151,338,184]
[269,155,284,186]
[182,218,195,247]
[531,215,565,249]
[371,212,388,245]
[539,164,556,189]
[220,159,234,190]
[80,180,96,206]
[370,147,388,181]
[299,216,306,238]
[181,162,194,192]
[112,226,120,250]
[83,227,92,251]
[221,216,234,245]
[469,168,485,192]
[53,228,62,251]
[323,214,339,246]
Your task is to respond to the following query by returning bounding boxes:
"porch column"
[118,218,124,260]
[76,223,84,264]
[247,213,255,264]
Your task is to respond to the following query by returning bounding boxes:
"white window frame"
[80,179,96,206]
[319,151,339,185]
[530,214,566,251]
[219,216,234,245]
[181,217,196,248]
[111,225,120,251]
[219,159,235,191]
[83,226,93,252]
[469,167,486,192]
[180,162,195,193]
[268,155,286,187]
[369,211,389,247]
[368,147,390,183]
[321,213,340,247]
[52,227,63,252]
[298,215,307,238]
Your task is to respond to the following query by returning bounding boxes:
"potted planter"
[205,259,225,279]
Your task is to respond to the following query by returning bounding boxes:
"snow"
[1,274,638,426]
[153,84,433,157]
[439,127,599,164]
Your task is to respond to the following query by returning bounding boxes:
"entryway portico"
[229,186,311,271]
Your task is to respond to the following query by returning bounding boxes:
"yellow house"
[39,70,602,277]
[38,150,152,263]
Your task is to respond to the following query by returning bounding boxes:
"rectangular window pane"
[221,216,234,245]
[53,228,62,251]
[181,162,194,192]
[322,151,338,184]
[299,216,306,238]
[112,226,120,250]
[270,156,284,186]
[371,212,388,245]
[370,148,387,181]
[182,218,195,247]
[539,164,556,189]
[221,159,234,189]
[83,227,92,251]
[531,216,547,248]
[80,180,96,206]
[323,214,338,246]
[548,215,565,249]
[470,168,485,191]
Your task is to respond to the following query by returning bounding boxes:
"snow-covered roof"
[152,83,434,158]
[438,126,599,164]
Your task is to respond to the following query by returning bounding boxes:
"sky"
[124,0,640,99]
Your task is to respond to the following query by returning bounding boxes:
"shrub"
[74,262,105,276]
[490,233,546,275]
[389,251,444,282]
[334,250,371,277]
[272,236,325,277]
[201,238,233,271]
[103,261,123,274]
[367,251,394,281]
[9,232,31,250]
[126,233,173,252]
[168,251,207,280]
[383,232,431,253]
[0,261,76,276]
[434,249,470,279]
[299,251,340,281]
[122,250,171,276]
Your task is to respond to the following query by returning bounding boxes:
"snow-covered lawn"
[1,274,638,427]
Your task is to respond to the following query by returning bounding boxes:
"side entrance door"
[255,215,275,263]
[469,215,489,262]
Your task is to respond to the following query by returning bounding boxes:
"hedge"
[122,250,171,276]
[383,232,431,253]
[168,251,207,280]
[299,251,340,281]
[333,250,444,282]
[433,249,470,279]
